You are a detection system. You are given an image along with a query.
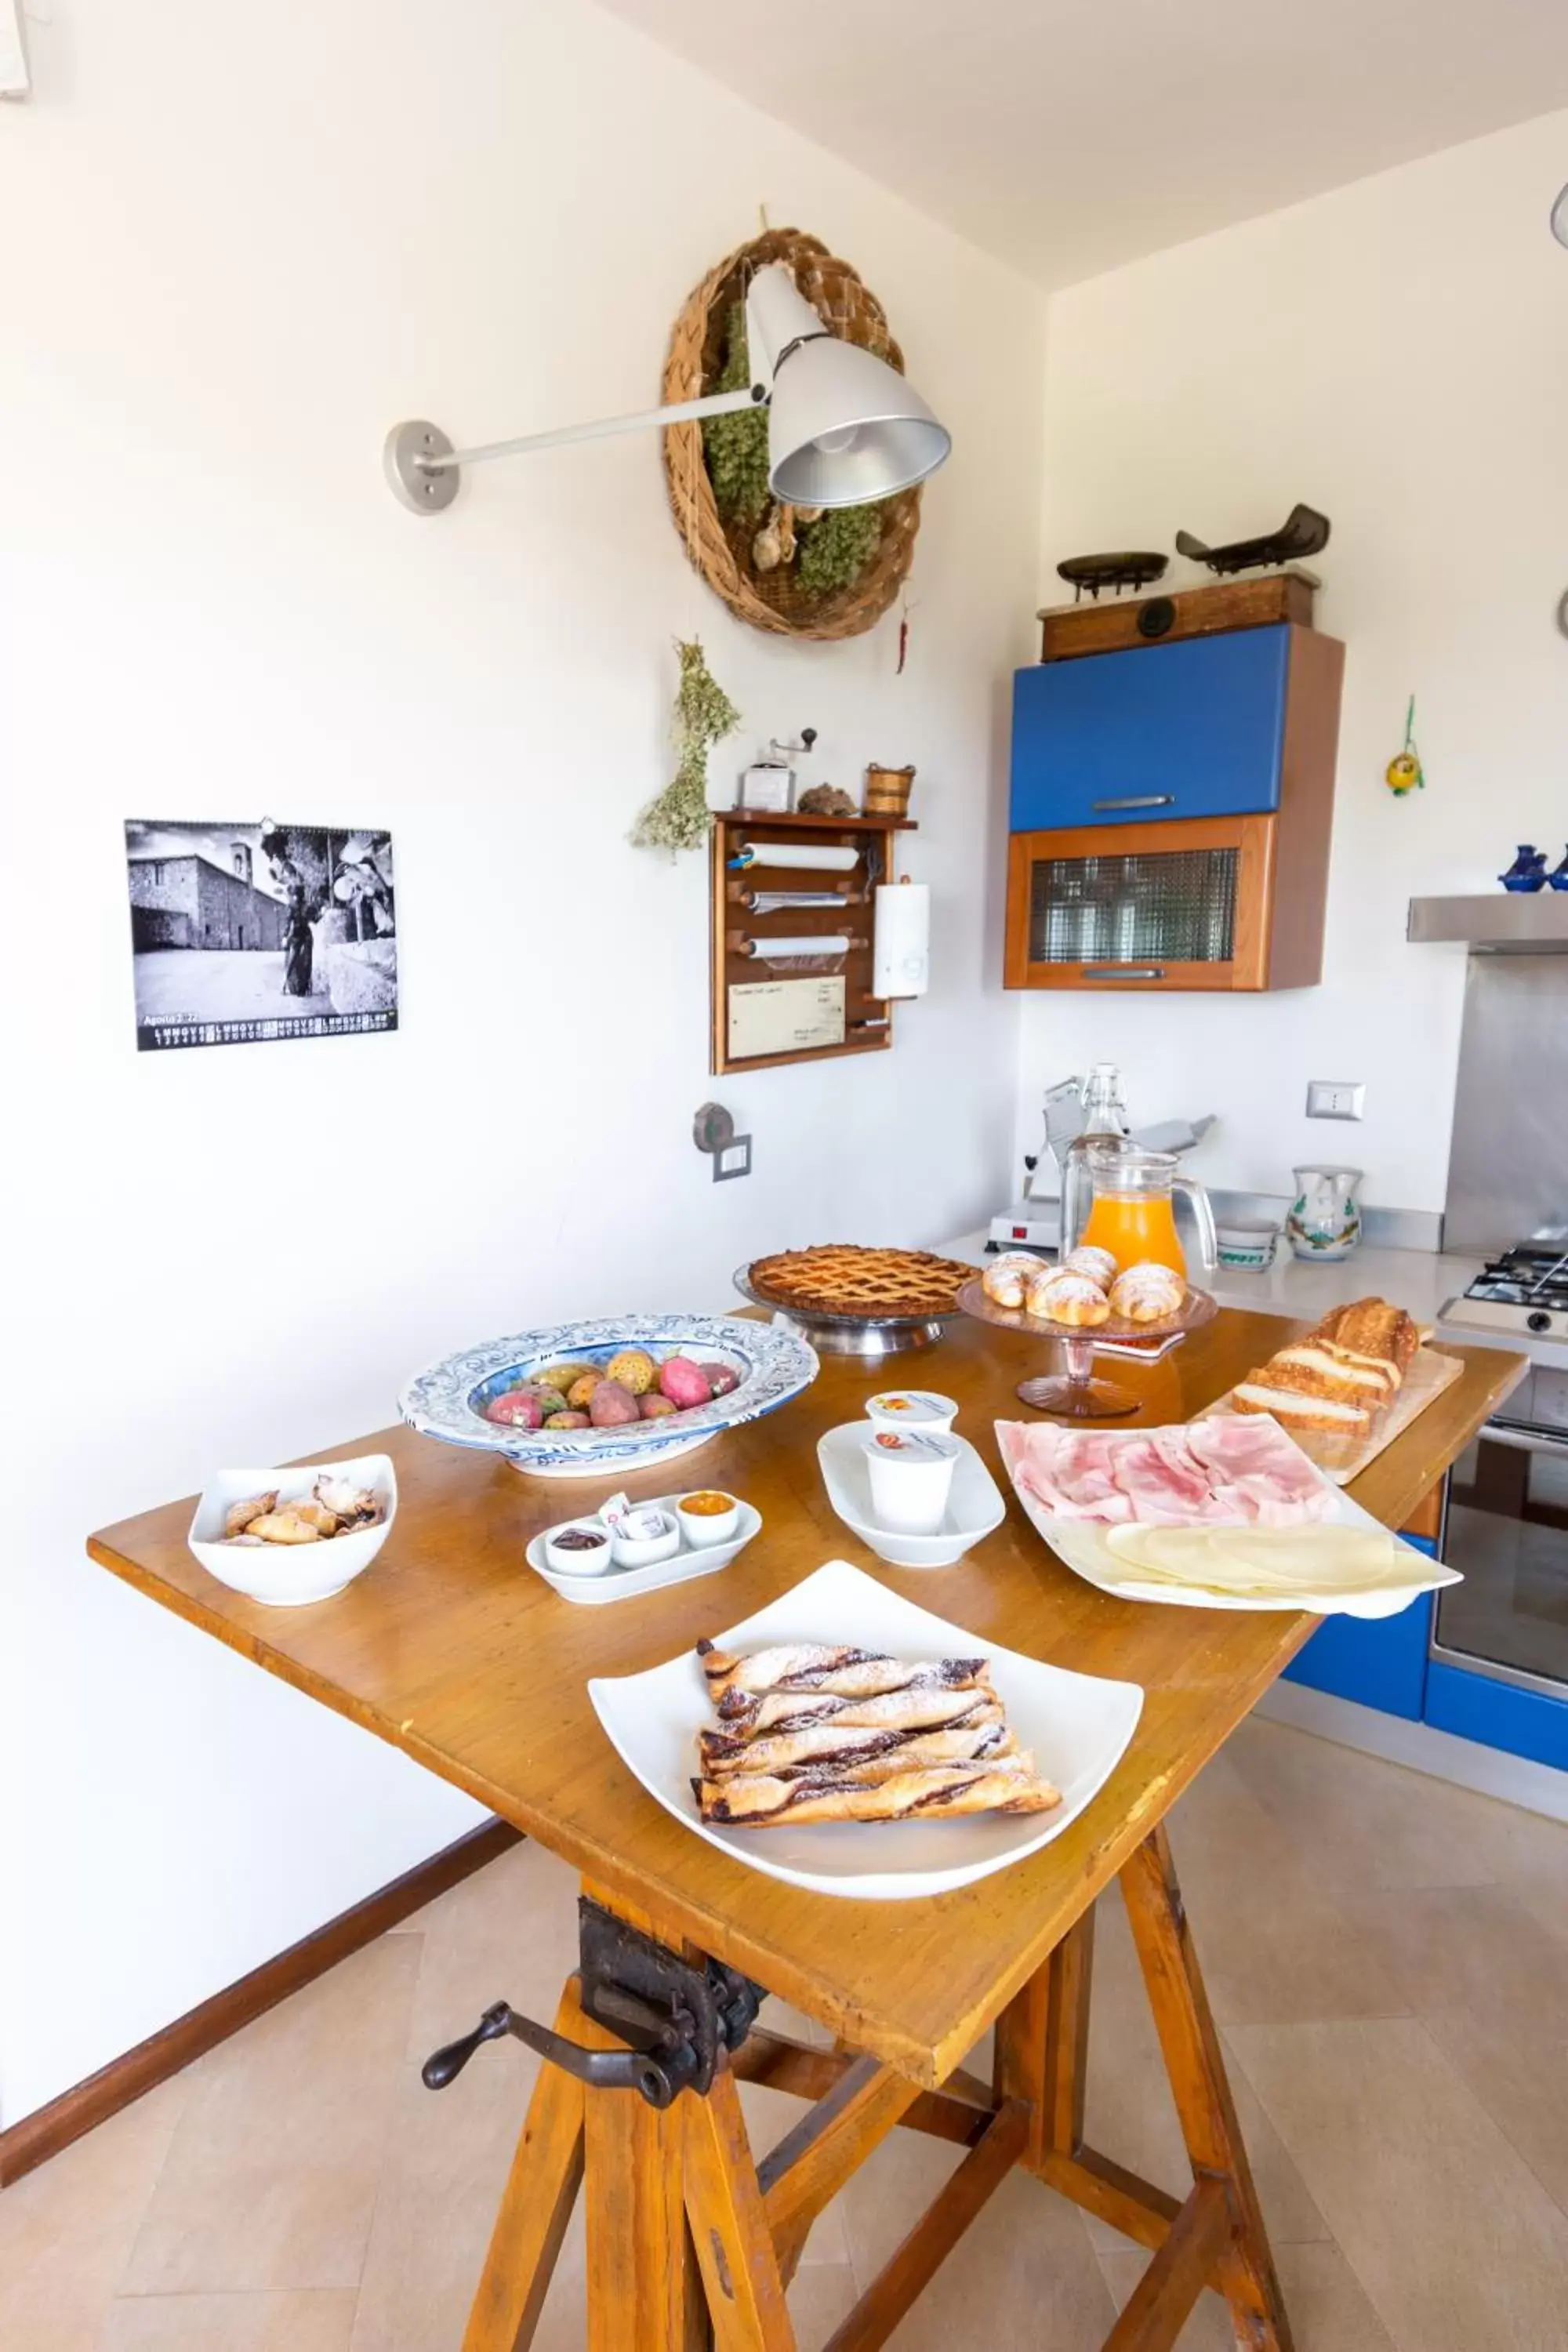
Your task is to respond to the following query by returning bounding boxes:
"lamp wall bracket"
[384,421,460,515]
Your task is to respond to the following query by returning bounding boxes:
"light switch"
[1305,1081,1365,1121]
[713,1137,753,1181]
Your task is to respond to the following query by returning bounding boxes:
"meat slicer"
[988,1076,1216,1254]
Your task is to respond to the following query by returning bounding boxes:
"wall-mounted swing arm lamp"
[383,263,951,516]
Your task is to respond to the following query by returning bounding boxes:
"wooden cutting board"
[1196,1344,1465,1486]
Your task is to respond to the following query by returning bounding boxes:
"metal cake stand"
[732,1265,961,1359]
[956,1276,1218,1417]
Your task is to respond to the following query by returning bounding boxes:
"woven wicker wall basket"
[662,228,923,643]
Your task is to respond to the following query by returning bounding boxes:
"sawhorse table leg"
[456,1826,1294,2352]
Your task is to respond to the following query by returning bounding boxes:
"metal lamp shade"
[767,339,951,506]
[1554,183,1568,247]
[744,260,951,510]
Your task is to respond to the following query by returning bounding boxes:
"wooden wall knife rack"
[710,808,917,1075]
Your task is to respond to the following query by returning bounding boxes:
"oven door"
[1433,1419,1568,1697]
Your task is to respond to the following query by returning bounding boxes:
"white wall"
[1019,110,1568,1212]
[0,0,1044,2122]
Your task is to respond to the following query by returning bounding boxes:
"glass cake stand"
[956,1276,1218,1418]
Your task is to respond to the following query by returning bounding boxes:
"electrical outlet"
[1305,1080,1366,1122]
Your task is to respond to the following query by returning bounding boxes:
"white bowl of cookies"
[981,1247,1187,1330]
[188,1455,396,1606]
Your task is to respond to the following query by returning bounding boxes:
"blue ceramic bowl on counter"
[399,1313,818,1479]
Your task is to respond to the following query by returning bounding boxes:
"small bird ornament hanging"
[1385,695,1425,797]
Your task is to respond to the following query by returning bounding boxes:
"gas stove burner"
[1440,1240,1568,1347]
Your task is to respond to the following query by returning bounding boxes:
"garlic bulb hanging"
[752,512,782,572]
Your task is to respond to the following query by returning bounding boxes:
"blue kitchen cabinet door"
[1424,1661,1568,1773]
[1282,1537,1437,1721]
[1010,625,1292,834]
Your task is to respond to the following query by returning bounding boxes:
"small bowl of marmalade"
[676,1490,741,1548]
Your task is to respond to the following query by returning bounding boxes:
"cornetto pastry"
[982,1251,1043,1309]
[1025,1270,1112,1328]
[1062,1244,1119,1288]
[691,1641,1062,1831]
[746,1244,973,1322]
[1107,1261,1185,1324]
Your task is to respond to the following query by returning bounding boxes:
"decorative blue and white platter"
[399,1313,819,1479]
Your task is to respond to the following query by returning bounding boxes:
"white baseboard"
[1255,1681,1568,1823]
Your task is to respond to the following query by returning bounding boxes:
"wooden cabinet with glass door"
[1004,619,1344,993]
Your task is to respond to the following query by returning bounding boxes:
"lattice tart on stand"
[736,1244,975,1359]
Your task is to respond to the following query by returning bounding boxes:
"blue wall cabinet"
[1011,627,1292,834]
[1004,622,1344,993]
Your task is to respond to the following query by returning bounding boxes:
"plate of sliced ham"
[998,1415,1459,1617]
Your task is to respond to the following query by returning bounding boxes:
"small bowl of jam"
[543,1519,615,1575]
[676,1490,741,1548]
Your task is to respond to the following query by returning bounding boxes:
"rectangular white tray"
[525,1497,760,1606]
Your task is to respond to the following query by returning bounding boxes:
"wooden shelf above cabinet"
[1036,569,1317,663]
[709,807,917,1075]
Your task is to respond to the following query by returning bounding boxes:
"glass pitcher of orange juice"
[1078,1145,1217,1278]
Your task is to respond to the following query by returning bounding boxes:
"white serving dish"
[817,1422,1006,1568]
[526,1497,761,1606]
[188,1455,396,1606]
[996,1419,1461,1618]
[588,1559,1143,1900]
[400,1313,817,1479]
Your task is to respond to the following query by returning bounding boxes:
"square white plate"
[587,1559,1142,1901]
[816,1423,1005,1567]
[998,1420,1461,1619]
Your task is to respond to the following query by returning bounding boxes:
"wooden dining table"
[89,1305,1523,2352]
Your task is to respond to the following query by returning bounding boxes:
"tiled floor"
[7,1717,1568,2350]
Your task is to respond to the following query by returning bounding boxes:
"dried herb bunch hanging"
[797,502,885,597]
[702,307,770,526]
[632,640,740,855]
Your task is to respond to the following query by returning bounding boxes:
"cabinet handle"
[1090,793,1175,813]
[1081,966,1166,982]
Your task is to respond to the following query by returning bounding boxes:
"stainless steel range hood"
[1407,895,1568,950]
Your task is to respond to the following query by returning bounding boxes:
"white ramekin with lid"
[864,1388,959,1434]
[863,1428,961,1534]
